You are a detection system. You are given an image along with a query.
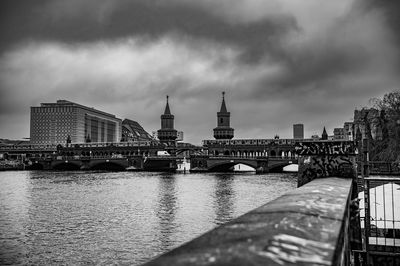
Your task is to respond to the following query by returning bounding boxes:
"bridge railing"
[202,138,316,146]
[67,141,161,148]
[52,155,130,160]
[0,144,57,151]
[193,154,298,160]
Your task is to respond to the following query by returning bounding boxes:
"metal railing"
[368,162,400,175]
[361,177,400,251]
[355,176,400,264]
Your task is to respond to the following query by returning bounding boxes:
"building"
[152,130,184,141]
[30,100,122,145]
[311,135,320,141]
[214,92,234,139]
[333,128,346,140]
[176,131,184,142]
[343,122,354,141]
[321,127,328,140]
[293,124,304,139]
[354,108,382,140]
[121,119,153,142]
[157,96,178,146]
[151,131,159,141]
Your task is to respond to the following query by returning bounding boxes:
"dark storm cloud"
[363,0,400,35]
[241,0,400,102]
[0,0,399,143]
[0,0,297,63]
[362,0,400,70]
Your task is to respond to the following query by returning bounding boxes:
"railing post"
[362,138,370,177]
[364,179,370,265]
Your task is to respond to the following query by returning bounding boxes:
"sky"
[0,0,399,144]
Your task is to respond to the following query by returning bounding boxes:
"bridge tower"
[157,96,178,146]
[213,92,234,139]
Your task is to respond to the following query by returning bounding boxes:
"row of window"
[31,107,76,113]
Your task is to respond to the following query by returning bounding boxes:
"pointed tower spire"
[158,95,177,145]
[214,91,234,139]
[220,91,228,113]
[321,126,328,140]
[164,95,171,115]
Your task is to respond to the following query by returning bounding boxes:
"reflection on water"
[214,174,235,225]
[156,174,178,251]
[0,171,296,265]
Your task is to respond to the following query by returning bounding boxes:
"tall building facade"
[157,96,178,146]
[214,92,234,139]
[30,100,122,145]
[293,124,304,139]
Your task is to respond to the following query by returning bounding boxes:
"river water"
[0,171,296,265]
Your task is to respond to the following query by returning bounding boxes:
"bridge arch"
[90,161,126,171]
[29,162,44,170]
[208,160,258,172]
[268,162,294,173]
[53,162,81,171]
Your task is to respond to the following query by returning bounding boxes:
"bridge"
[0,141,181,171]
[188,138,315,173]
[28,154,177,171]
[190,155,296,173]
[0,138,307,172]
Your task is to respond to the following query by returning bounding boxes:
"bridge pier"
[255,160,269,173]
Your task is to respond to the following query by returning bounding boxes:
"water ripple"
[0,171,296,265]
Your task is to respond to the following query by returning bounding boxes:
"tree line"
[363,91,400,162]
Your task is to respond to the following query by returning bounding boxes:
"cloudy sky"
[0,0,399,144]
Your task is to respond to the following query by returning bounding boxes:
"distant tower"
[321,126,328,140]
[213,92,234,139]
[293,124,304,139]
[157,96,177,146]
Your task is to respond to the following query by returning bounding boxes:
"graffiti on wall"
[295,141,357,156]
[298,156,357,187]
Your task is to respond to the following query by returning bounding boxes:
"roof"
[164,95,171,115]
[219,92,228,113]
